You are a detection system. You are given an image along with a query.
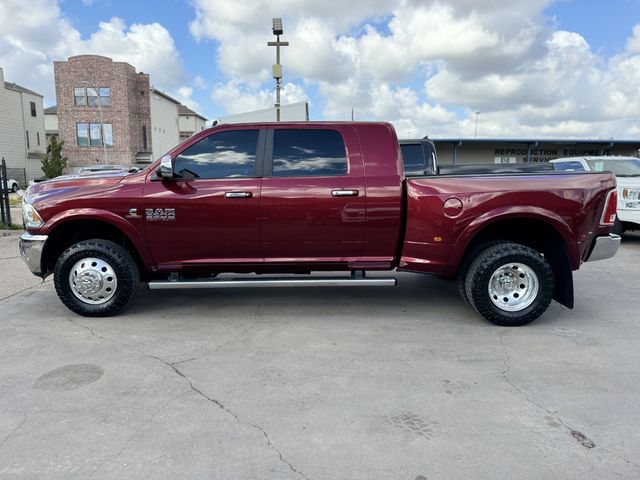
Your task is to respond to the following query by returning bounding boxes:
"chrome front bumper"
[586,234,621,262]
[19,232,48,277]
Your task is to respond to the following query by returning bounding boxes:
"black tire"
[456,240,508,306]
[464,242,554,326]
[612,218,624,236]
[54,239,139,317]
[11,183,18,193]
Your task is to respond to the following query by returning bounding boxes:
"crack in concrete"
[0,281,44,303]
[87,390,190,479]
[64,310,309,479]
[147,354,310,480]
[499,333,637,470]
[0,413,28,449]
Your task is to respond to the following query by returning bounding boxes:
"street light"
[474,111,480,139]
[267,18,289,121]
[81,80,107,164]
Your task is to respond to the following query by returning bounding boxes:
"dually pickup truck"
[19,122,620,326]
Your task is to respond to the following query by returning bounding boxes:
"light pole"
[474,111,480,139]
[267,18,288,122]
[81,80,107,164]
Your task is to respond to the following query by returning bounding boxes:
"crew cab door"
[260,126,366,264]
[141,127,264,268]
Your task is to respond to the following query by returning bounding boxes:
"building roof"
[150,88,181,105]
[430,137,640,145]
[44,105,57,114]
[4,81,43,98]
[178,104,207,121]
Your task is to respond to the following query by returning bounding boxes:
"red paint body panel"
[23,121,616,279]
[401,173,616,275]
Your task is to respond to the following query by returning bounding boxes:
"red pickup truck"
[19,122,620,326]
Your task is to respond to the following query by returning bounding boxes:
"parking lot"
[0,231,639,479]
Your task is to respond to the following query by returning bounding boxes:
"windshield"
[586,158,640,176]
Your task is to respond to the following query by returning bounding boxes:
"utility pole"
[474,111,480,139]
[268,18,288,121]
[81,80,107,164]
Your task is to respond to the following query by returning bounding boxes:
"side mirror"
[157,155,173,179]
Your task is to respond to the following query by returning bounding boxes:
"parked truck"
[19,122,620,326]
[550,156,640,235]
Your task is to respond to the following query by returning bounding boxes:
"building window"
[74,87,86,106]
[26,131,30,149]
[30,101,36,117]
[76,122,113,147]
[37,132,40,146]
[76,123,89,146]
[76,87,111,107]
[142,126,147,151]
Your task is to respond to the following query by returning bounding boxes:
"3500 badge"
[145,208,176,221]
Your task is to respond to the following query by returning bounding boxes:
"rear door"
[260,126,366,264]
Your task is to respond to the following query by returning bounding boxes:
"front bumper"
[19,232,48,277]
[617,208,640,226]
[586,234,621,262]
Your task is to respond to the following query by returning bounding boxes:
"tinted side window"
[554,161,585,171]
[400,144,426,175]
[174,130,259,179]
[272,129,347,177]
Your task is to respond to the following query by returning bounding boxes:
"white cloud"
[211,80,308,115]
[189,0,640,138]
[0,0,185,104]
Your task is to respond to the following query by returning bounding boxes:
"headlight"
[622,188,640,208]
[22,202,44,229]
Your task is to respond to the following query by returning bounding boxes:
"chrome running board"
[148,276,397,290]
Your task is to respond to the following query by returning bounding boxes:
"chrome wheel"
[68,257,118,305]
[488,262,538,312]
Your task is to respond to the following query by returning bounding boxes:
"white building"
[149,88,180,160]
[215,101,309,124]
[178,104,207,141]
[0,67,46,184]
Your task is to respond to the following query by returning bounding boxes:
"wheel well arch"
[42,219,149,280]
[457,217,574,309]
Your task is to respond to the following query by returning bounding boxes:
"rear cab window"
[271,129,347,177]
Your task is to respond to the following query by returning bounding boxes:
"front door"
[142,128,264,270]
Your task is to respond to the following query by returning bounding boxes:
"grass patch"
[0,222,22,230]
[9,197,21,207]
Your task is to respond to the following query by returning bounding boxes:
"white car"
[0,175,19,193]
[551,156,640,234]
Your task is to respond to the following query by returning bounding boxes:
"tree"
[41,135,68,178]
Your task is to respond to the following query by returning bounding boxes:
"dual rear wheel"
[457,242,555,326]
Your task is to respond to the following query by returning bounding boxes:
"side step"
[148,276,397,290]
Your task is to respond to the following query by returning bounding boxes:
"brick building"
[53,55,153,168]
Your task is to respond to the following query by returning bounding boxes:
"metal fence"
[1,158,12,225]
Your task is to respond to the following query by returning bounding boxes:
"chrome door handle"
[331,189,359,197]
[224,192,253,198]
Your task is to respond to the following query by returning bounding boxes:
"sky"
[1,0,640,138]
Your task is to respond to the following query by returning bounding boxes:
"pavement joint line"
[0,281,46,304]
[499,332,636,469]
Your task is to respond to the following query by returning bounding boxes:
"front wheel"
[11,183,18,193]
[464,243,554,326]
[54,239,139,317]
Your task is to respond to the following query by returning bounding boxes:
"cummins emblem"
[146,208,176,221]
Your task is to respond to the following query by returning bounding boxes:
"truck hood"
[24,171,129,205]
[615,176,640,188]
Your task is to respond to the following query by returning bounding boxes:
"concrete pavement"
[0,232,639,479]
